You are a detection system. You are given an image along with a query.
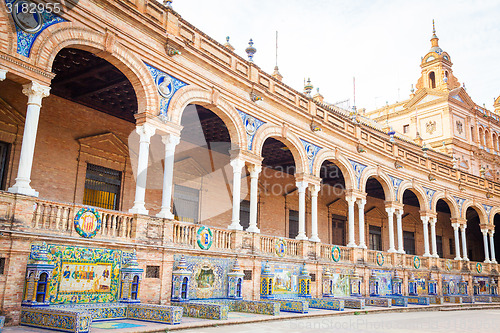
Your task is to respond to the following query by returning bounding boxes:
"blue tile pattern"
[237,110,265,150]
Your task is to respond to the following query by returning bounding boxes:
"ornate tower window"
[35,273,48,303]
[429,71,436,88]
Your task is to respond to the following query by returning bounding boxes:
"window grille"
[173,185,199,223]
[83,164,121,210]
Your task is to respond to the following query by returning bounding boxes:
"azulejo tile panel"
[127,304,183,324]
[307,298,344,311]
[338,297,365,309]
[365,297,392,307]
[20,307,91,333]
[195,299,280,316]
[171,301,228,320]
[261,298,309,313]
[405,296,431,305]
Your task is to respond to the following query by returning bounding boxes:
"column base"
[492,260,498,264]
[129,205,149,215]
[347,242,357,248]
[484,259,491,263]
[358,244,367,249]
[432,254,439,258]
[228,222,243,230]
[454,256,462,261]
[387,248,397,253]
[309,235,320,242]
[423,253,431,257]
[156,210,174,219]
[398,250,405,254]
[8,184,39,197]
[295,233,308,241]
[462,258,469,261]
[246,226,260,233]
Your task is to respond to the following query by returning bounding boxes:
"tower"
[171,255,192,302]
[120,250,144,303]
[298,263,311,298]
[415,20,460,92]
[260,261,275,299]
[227,259,244,299]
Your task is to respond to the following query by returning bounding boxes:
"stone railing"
[1,192,499,274]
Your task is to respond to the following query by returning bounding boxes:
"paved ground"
[178,309,500,333]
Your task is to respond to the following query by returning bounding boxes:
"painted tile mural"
[474,276,490,295]
[442,274,461,295]
[329,268,351,297]
[173,255,234,299]
[263,262,301,295]
[371,270,392,296]
[413,272,429,295]
[41,244,122,304]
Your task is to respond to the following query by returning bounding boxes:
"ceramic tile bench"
[172,301,229,320]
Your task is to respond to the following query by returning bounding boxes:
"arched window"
[268,279,273,295]
[36,273,48,303]
[306,280,310,294]
[429,72,436,88]
[479,127,485,146]
[131,275,139,300]
[236,278,242,298]
[181,277,188,299]
[485,130,492,148]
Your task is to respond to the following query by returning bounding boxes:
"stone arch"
[312,149,356,190]
[29,23,159,115]
[359,166,395,201]
[461,199,488,225]
[490,207,500,225]
[397,181,428,210]
[251,123,308,175]
[430,191,460,219]
[0,2,16,53]
[167,85,246,149]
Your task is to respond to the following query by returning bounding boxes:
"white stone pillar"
[0,69,7,81]
[357,198,367,248]
[229,158,245,230]
[309,184,320,242]
[156,134,180,219]
[421,216,431,257]
[346,196,356,247]
[247,164,261,233]
[8,82,50,197]
[129,124,156,215]
[395,209,404,254]
[482,229,491,263]
[430,217,438,258]
[452,223,462,261]
[489,230,497,264]
[460,224,469,261]
[386,207,396,252]
[295,181,309,240]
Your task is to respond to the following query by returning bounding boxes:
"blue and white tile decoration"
[388,175,403,200]
[423,187,436,210]
[349,159,367,189]
[300,139,321,174]
[5,0,66,57]
[144,62,187,116]
[237,110,264,150]
[454,197,466,216]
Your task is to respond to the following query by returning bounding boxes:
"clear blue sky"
[174,0,500,111]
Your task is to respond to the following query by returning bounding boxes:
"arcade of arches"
[0,1,499,325]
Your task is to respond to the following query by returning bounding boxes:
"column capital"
[230,157,246,170]
[295,180,309,192]
[229,148,263,166]
[309,183,320,196]
[345,189,366,200]
[161,133,180,147]
[294,172,321,185]
[394,208,404,217]
[420,215,430,224]
[385,201,403,211]
[0,68,7,81]
[451,217,467,225]
[459,224,467,231]
[488,229,495,236]
[480,228,489,235]
[248,163,262,177]
[419,210,436,219]
[429,216,437,226]
[22,81,50,107]
[136,123,156,143]
[356,197,366,206]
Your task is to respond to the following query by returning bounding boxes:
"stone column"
[421,215,431,257]
[346,196,357,247]
[156,134,180,219]
[385,207,396,253]
[247,164,262,233]
[481,229,491,263]
[452,223,462,260]
[460,224,468,261]
[430,217,438,258]
[309,184,320,242]
[0,69,6,81]
[357,198,367,248]
[395,209,405,254]
[489,230,497,263]
[228,158,245,230]
[295,181,309,240]
[8,82,50,197]
[129,123,156,215]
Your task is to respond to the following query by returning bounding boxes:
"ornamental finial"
[245,39,257,62]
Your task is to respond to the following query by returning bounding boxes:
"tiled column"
[247,164,262,233]
[489,230,497,263]
[129,123,156,215]
[309,183,320,242]
[395,209,405,254]
[385,207,396,253]
[295,181,309,240]
[460,224,469,261]
[421,215,431,257]
[156,134,180,219]
[430,217,438,258]
[229,158,245,230]
[357,198,367,249]
[481,229,491,263]
[8,82,50,197]
[452,223,462,260]
[346,196,357,247]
